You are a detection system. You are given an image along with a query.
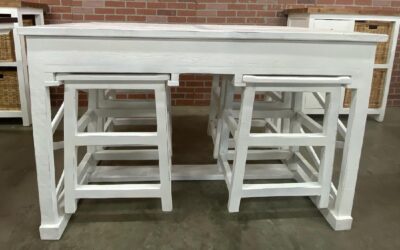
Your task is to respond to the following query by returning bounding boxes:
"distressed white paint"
[21,23,381,239]
[0,6,44,126]
[220,76,347,212]
[62,76,173,215]
[288,12,400,121]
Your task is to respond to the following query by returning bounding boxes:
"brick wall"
[25,0,400,107]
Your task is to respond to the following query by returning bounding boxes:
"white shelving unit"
[0,3,45,126]
[286,7,400,122]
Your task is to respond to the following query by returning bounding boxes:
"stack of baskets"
[0,16,34,111]
[344,21,393,108]
[0,19,19,110]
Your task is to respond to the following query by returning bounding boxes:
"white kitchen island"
[18,23,385,240]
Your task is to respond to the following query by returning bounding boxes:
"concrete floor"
[0,108,399,250]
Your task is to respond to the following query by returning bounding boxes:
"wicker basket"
[0,69,20,110]
[343,69,386,108]
[23,16,35,26]
[0,30,15,61]
[355,21,393,64]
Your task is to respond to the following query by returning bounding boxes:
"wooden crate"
[0,69,20,110]
[343,69,386,108]
[355,21,393,64]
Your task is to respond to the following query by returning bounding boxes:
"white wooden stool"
[61,74,173,213]
[209,75,291,158]
[217,75,350,212]
[90,88,173,157]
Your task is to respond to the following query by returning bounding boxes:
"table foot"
[320,209,353,231]
[39,214,71,240]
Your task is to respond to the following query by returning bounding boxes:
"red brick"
[157,9,177,16]
[105,1,125,8]
[126,2,146,8]
[32,0,400,107]
[95,8,115,15]
[84,14,104,21]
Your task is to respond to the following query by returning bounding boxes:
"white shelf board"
[0,110,23,117]
[304,108,381,115]
[374,64,390,69]
[0,62,17,67]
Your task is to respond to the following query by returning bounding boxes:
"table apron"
[26,36,376,88]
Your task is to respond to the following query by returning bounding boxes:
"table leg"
[322,80,372,230]
[228,85,256,212]
[155,85,173,212]
[29,72,70,240]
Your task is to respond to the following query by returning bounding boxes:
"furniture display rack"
[0,1,47,125]
[285,7,400,122]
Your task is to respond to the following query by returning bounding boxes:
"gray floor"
[0,108,399,250]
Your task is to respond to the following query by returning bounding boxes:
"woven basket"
[343,69,386,108]
[23,16,35,26]
[0,30,15,62]
[355,21,393,64]
[0,70,20,110]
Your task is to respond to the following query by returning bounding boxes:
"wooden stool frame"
[19,23,383,239]
[62,74,173,213]
[216,75,348,212]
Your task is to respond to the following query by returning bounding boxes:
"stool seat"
[56,73,171,82]
[242,75,351,84]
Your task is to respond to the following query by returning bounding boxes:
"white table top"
[18,22,387,42]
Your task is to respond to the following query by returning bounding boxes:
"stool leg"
[217,78,235,171]
[213,76,232,159]
[317,89,341,208]
[288,92,303,171]
[64,86,78,213]
[280,92,292,140]
[166,86,173,157]
[87,90,98,153]
[155,85,173,212]
[228,86,256,212]
[208,75,220,136]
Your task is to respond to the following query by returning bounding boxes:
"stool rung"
[75,184,161,199]
[223,111,238,137]
[227,149,292,161]
[252,110,295,119]
[297,112,322,133]
[265,120,279,133]
[96,108,156,118]
[74,132,158,146]
[248,133,328,147]
[111,118,157,126]
[77,153,95,183]
[232,109,294,119]
[241,182,322,198]
[218,154,232,188]
[93,149,159,161]
[100,100,155,109]
[77,110,95,132]
[294,152,318,182]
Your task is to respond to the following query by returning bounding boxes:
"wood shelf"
[0,1,49,12]
[0,61,17,67]
[283,7,400,17]
[374,64,390,69]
